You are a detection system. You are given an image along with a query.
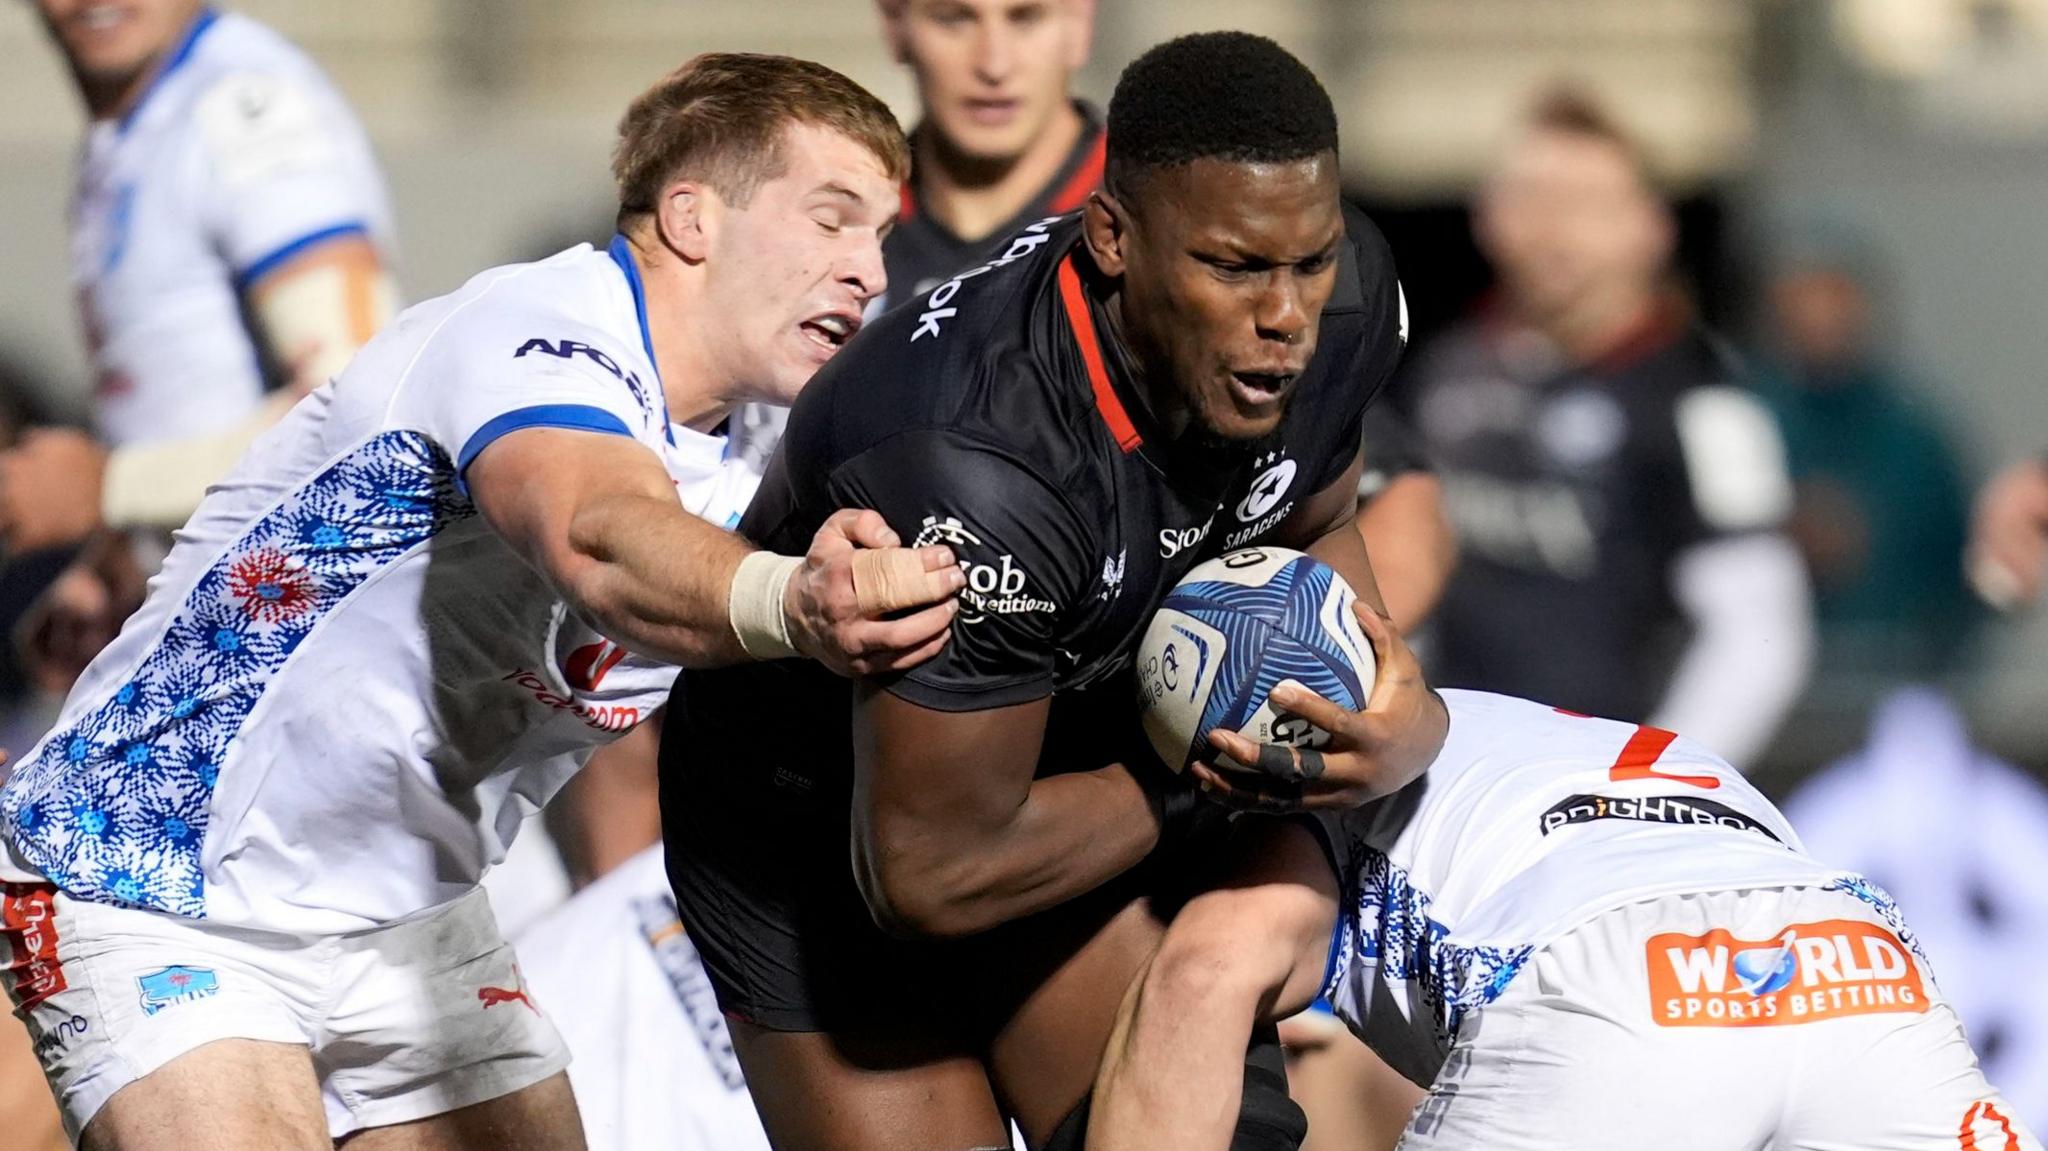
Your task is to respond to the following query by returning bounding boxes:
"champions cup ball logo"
[1647,919,1925,1027]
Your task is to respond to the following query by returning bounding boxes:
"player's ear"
[1082,189,1128,278]
[655,180,712,265]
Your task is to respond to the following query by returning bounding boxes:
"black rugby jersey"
[878,103,1105,311]
[1408,308,1789,721]
[677,207,1404,788]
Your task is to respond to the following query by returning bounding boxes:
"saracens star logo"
[1236,452,1297,523]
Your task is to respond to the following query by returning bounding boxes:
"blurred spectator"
[1967,456,2048,609]
[875,0,1101,306]
[1751,234,1979,681]
[1783,687,2048,1124]
[6,0,398,688]
[1407,88,1813,768]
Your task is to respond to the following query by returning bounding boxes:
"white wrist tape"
[728,551,803,661]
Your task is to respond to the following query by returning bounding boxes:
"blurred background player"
[1750,228,1980,691]
[7,0,398,690]
[0,53,959,1150]
[1969,454,2048,611]
[1784,687,2048,1123]
[517,844,772,1151]
[875,0,1101,307]
[1406,88,1813,770]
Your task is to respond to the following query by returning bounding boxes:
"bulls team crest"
[1647,919,1926,1027]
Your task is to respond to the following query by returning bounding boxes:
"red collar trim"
[1056,253,1141,453]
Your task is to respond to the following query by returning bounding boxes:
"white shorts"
[1400,884,2040,1150]
[0,882,568,1142]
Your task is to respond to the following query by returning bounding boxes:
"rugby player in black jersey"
[662,33,1449,1151]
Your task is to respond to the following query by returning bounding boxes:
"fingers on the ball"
[1268,683,1352,731]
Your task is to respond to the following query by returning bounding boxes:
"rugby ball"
[1136,548,1376,775]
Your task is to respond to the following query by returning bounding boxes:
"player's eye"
[812,214,844,236]
[1298,252,1334,275]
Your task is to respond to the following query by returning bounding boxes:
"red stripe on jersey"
[1056,254,1141,453]
[1608,724,1721,790]
[1048,133,1108,214]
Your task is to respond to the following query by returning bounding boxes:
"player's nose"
[973,24,1016,84]
[840,237,887,305]
[1253,277,1312,347]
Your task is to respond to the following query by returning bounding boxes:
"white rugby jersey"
[0,238,760,933]
[515,846,771,1151]
[72,7,394,446]
[1317,690,1881,1085]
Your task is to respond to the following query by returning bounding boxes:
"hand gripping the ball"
[784,509,966,677]
[1191,599,1448,812]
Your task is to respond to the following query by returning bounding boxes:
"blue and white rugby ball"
[1137,548,1376,774]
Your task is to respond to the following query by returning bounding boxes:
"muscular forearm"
[560,493,758,668]
[864,762,1160,938]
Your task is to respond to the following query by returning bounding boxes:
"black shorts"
[661,678,1227,1038]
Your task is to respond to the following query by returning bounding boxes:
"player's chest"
[72,131,218,307]
[1059,443,1315,684]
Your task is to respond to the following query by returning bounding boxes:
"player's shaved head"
[1083,32,1346,444]
[1104,31,1338,196]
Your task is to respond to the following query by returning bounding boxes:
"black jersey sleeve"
[828,428,1096,712]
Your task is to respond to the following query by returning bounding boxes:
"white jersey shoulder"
[73,8,395,445]
[1318,690,1847,1084]
[515,847,771,1151]
[0,241,760,934]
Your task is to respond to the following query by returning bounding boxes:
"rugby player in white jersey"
[1090,692,2037,1150]
[5,1,398,560]
[0,53,961,1150]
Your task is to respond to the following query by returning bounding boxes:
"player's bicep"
[465,424,674,586]
[851,687,1050,918]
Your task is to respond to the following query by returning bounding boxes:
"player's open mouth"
[801,314,860,354]
[1229,371,1296,406]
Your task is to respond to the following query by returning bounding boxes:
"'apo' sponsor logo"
[912,217,1059,342]
[913,516,1055,624]
[514,338,653,414]
[1647,919,1926,1028]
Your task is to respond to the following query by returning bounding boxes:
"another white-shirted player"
[0,53,960,1150]
[515,845,771,1151]
[1090,691,2036,1151]
[5,1,399,557]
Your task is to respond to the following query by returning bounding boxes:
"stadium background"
[2,0,2046,1144]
